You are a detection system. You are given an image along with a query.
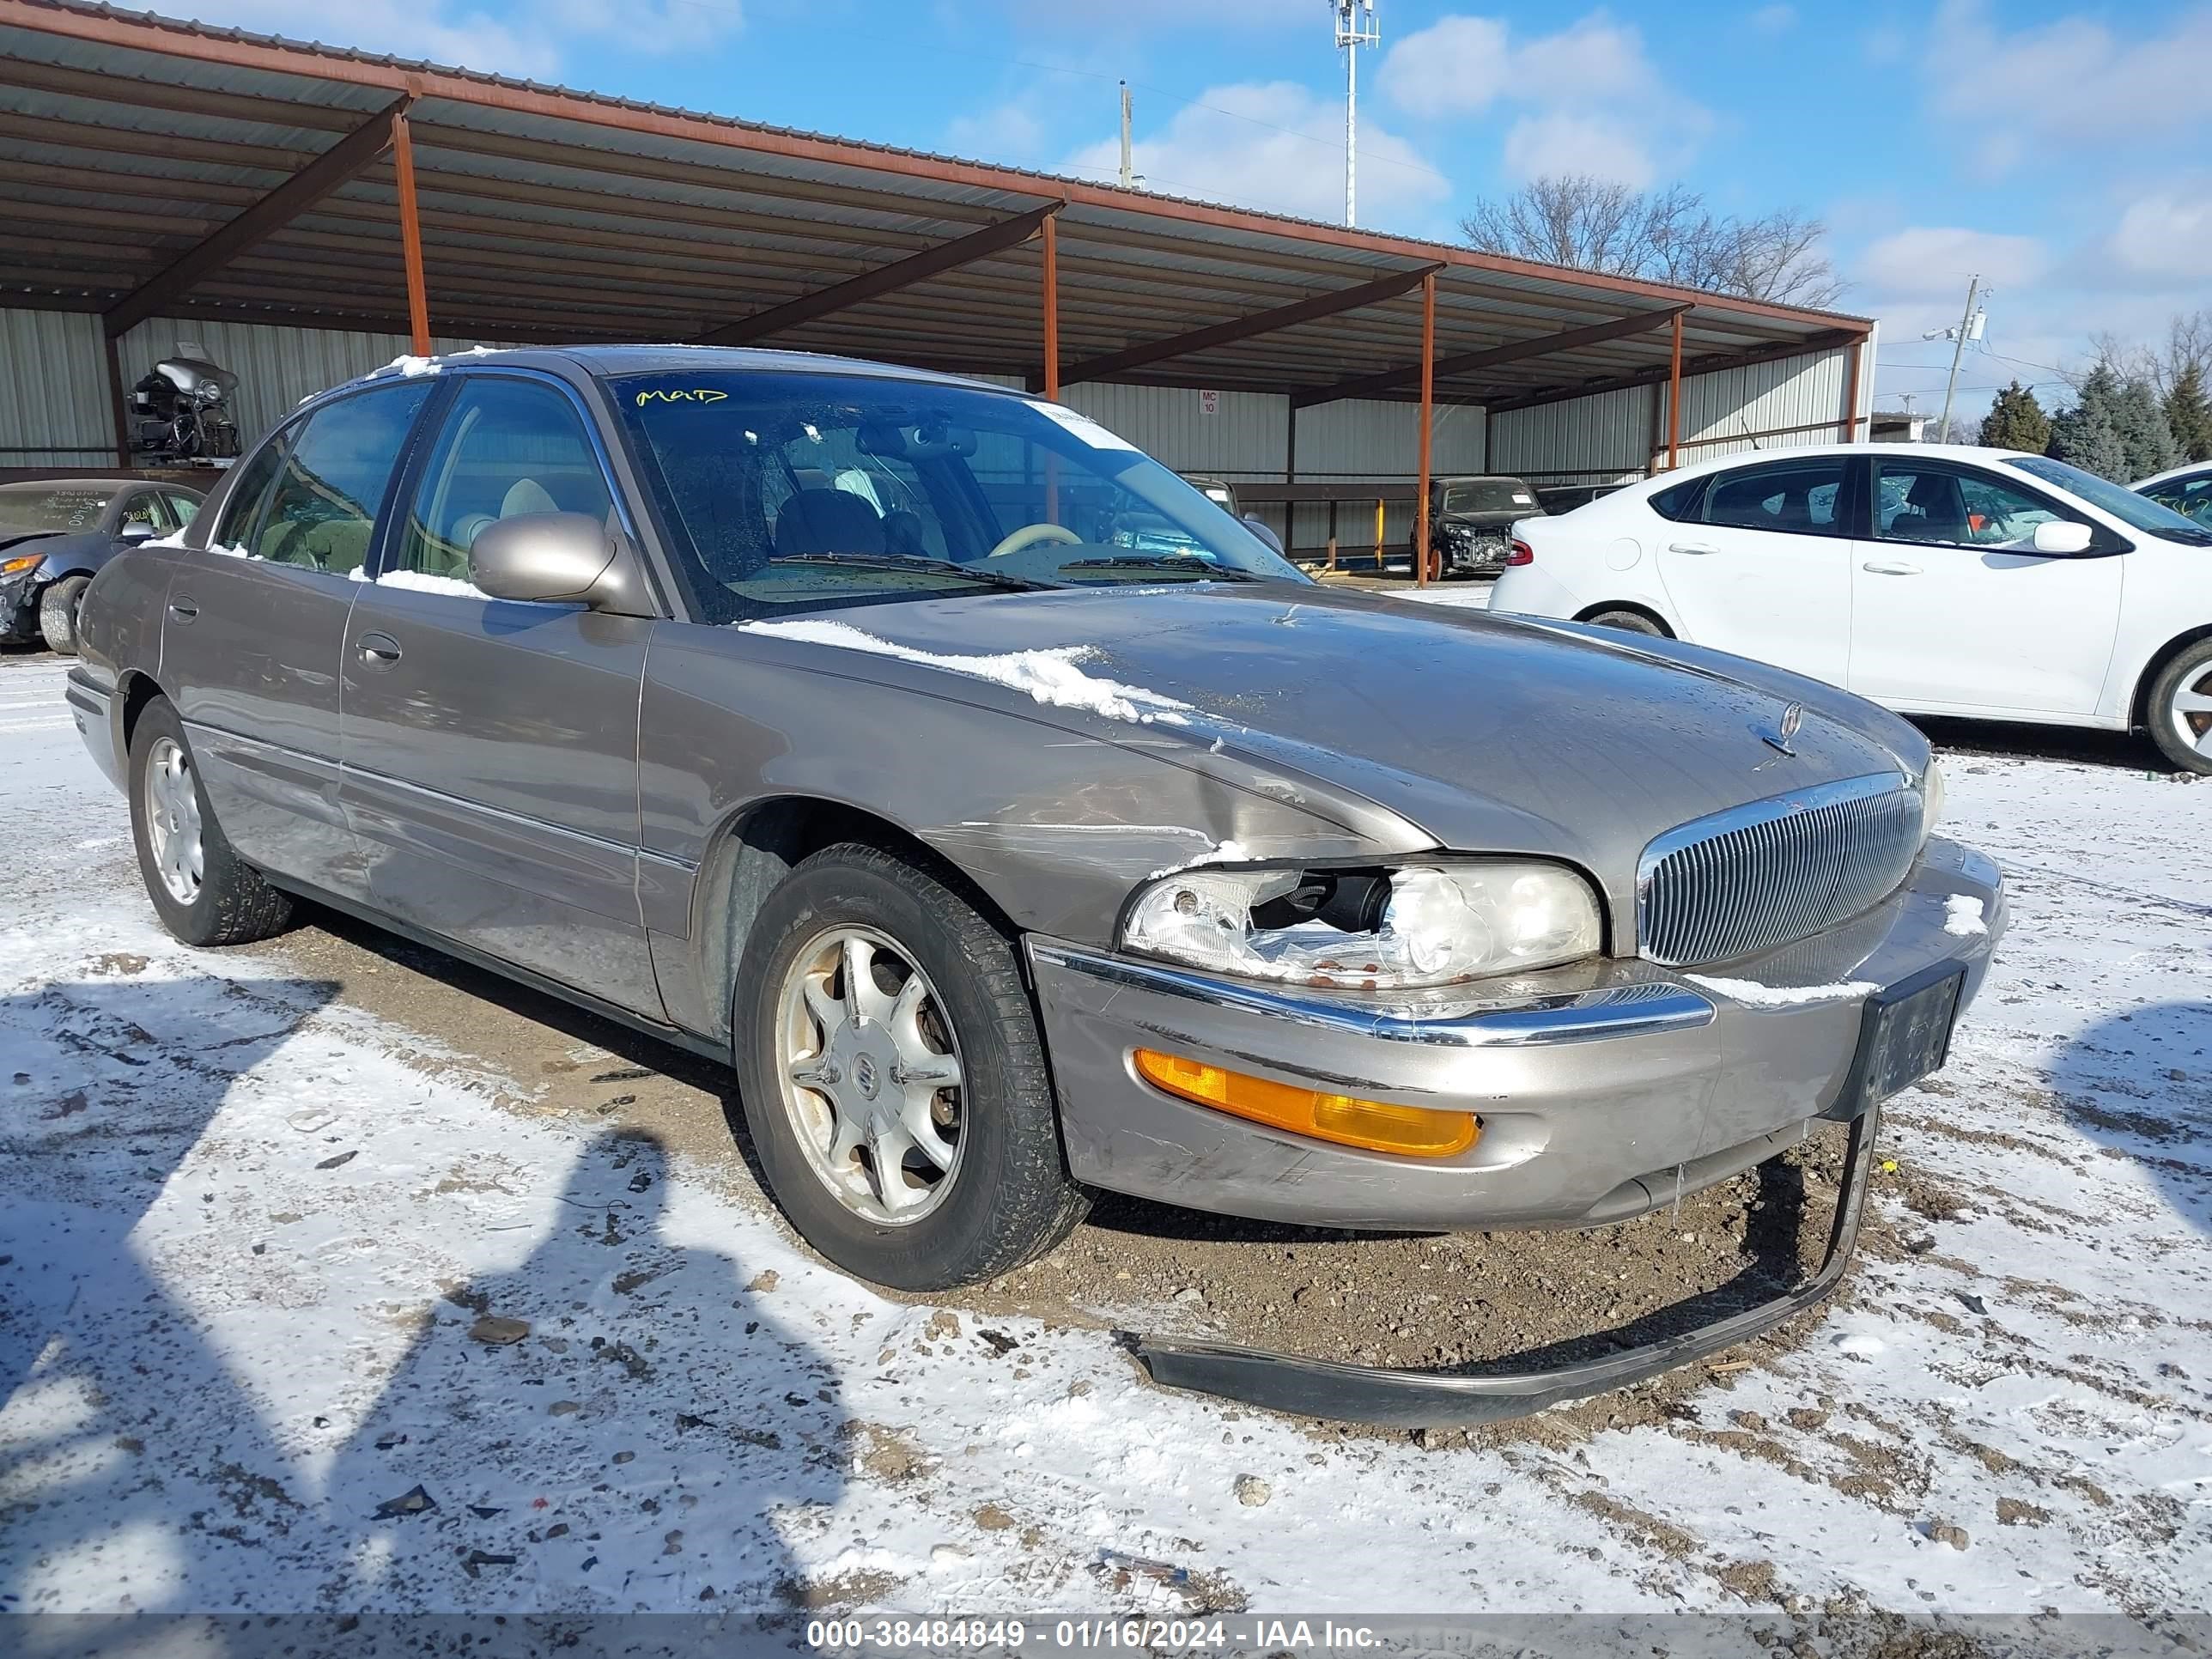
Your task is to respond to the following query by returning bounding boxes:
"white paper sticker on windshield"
[1027,399,1138,451]
[1512,492,1534,504]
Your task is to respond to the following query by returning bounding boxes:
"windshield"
[1442,480,1538,515]
[2140,469,2212,530]
[2008,456,2212,544]
[610,370,1306,621]
[0,483,112,531]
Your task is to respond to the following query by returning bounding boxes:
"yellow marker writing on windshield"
[634,389,729,406]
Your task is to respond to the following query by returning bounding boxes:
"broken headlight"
[1120,861,1602,990]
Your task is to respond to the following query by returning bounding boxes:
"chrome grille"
[1638,774,1924,968]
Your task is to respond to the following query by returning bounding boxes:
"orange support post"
[1842,335,1865,442]
[1040,213,1060,400]
[1414,268,1436,587]
[392,107,431,356]
[1666,309,1684,470]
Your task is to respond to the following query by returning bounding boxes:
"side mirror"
[2031,520,2094,556]
[1241,514,1285,556]
[119,522,157,544]
[469,512,653,614]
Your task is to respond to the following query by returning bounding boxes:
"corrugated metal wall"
[0,310,112,467]
[1293,398,1484,480]
[1487,344,1863,485]
[115,316,514,447]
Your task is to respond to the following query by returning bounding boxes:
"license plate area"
[1830,963,1964,1119]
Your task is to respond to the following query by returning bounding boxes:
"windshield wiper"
[762,553,1056,592]
[1057,556,1262,581]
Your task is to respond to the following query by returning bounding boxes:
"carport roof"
[0,0,1869,411]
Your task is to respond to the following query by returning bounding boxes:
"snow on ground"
[1389,581,1494,611]
[1,652,2207,1644]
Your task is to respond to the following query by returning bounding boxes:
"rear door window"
[1701,459,1849,538]
[218,383,434,572]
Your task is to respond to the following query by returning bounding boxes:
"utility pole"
[1332,1,1378,228]
[1118,81,1133,188]
[1939,274,1980,443]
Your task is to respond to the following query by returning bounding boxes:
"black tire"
[38,574,89,656]
[733,842,1088,1291]
[1583,607,1668,637]
[2146,637,2212,775]
[127,696,297,947]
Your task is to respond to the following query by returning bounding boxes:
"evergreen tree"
[2113,374,2183,479]
[2046,365,2131,481]
[1978,380,2051,453]
[2165,363,2212,464]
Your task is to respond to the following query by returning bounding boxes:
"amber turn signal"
[1133,1048,1478,1158]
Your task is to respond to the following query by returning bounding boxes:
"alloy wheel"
[2170,663,2212,761]
[775,924,966,1224]
[144,736,204,905]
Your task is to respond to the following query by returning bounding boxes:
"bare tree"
[1461,175,1844,308]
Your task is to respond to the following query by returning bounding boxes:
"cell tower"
[1332,0,1379,228]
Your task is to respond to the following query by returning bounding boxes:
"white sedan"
[1491,442,2212,774]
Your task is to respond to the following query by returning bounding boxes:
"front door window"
[391,378,615,582]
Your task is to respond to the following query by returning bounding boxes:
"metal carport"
[0,0,1872,580]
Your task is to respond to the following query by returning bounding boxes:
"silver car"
[65,347,2005,1425]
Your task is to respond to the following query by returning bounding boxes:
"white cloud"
[1855,228,2049,297]
[155,0,736,76]
[1379,11,1709,185]
[1500,112,1660,190]
[1748,3,1795,33]
[992,0,1303,29]
[1059,81,1449,228]
[2108,190,2212,283]
[946,99,1050,164]
[1924,1,2212,176]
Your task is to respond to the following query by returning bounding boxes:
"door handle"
[1668,541,1721,556]
[356,631,403,666]
[1861,560,1922,575]
[167,597,198,623]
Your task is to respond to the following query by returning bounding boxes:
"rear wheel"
[734,842,1087,1290]
[127,696,296,946]
[2147,638,2212,775]
[1583,607,1668,637]
[37,574,89,655]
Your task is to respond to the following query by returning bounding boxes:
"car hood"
[0,526,64,554]
[744,581,1925,913]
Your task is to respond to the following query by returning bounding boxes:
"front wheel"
[128,696,297,946]
[734,842,1087,1290]
[2148,638,2212,775]
[38,574,89,655]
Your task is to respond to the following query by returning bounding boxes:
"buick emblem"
[1759,701,1805,757]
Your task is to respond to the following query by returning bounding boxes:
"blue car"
[0,477,204,653]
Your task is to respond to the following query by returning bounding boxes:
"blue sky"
[171,0,2212,424]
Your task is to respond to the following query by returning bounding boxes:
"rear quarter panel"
[73,544,182,780]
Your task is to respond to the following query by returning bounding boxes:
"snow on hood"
[739,617,1194,726]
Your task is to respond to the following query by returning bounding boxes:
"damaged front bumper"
[1135,1099,1881,1428]
[1025,837,2003,1425]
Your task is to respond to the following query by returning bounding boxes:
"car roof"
[354,343,1026,399]
[1622,441,2042,491]
[0,477,131,492]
